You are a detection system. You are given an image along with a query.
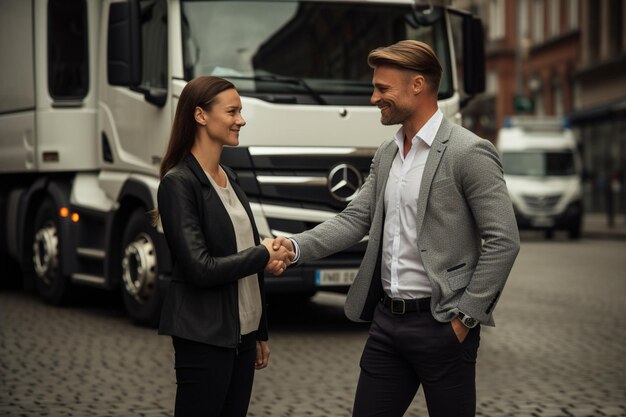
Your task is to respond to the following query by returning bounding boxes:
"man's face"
[370,65,415,126]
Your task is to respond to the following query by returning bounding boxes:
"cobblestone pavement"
[1,237,625,417]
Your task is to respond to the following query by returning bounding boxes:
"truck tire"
[32,198,70,304]
[121,209,162,327]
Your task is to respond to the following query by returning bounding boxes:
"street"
[1,236,625,417]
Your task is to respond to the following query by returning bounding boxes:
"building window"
[486,70,498,94]
[47,0,89,100]
[549,0,559,37]
[519,0,529,40]
[567,0,579,30]
[552,77,563,116]
[588,1,600,61]
[488,0,505,40]
[608,0,623,55]
[532,0,544,43]
[534,91,545,116]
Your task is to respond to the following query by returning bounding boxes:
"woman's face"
[202,88,246,147]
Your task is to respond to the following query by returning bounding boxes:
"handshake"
[261,237,295,276]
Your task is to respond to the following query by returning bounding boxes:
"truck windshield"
[502,151,577,177]
[181,1,452,105]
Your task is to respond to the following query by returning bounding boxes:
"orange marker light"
[71,213,80,223]
[59,207,70,218]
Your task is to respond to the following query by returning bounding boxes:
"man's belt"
[381,294,431,315]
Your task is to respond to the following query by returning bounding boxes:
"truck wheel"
[32,198,70,304]
[121,209,162,327]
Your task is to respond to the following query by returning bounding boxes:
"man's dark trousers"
[352,300,481,417]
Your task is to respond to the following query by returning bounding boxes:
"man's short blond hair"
[367,40,443,93]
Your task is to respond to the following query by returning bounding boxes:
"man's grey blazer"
[291,118,520,326]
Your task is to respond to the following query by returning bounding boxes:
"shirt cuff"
[289,238,301,263]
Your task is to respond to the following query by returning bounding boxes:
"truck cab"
[1,0,485,325]
[497,117,583,239]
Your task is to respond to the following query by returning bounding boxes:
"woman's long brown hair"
[152,76,235,224]
[159,76,235,180]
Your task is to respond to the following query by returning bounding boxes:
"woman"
[156,76,293,417]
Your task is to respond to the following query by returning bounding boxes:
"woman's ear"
[194,107,207,125]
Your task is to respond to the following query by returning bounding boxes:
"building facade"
[570,0,626,222]
[458,0,625,220]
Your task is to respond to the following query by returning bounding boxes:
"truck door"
[0,0,36,173]
[98,0,171,175]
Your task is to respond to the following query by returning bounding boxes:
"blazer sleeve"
[290,143,383,263]
[158,173,270,289]
[456,138,520,322]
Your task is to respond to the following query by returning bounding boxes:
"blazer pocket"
[446,262,466,273]
[447,270,472,291]
[430,177,455,191]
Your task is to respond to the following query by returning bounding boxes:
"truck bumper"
[264,257,362,295]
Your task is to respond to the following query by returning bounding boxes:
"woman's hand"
[255,341,270,370]
[262,238,294,276]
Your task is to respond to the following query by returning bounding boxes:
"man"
[273,40,520,416]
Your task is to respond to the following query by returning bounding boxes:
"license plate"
[315,269,358,286]
[531,216,554,227]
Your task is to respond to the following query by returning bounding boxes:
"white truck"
[0,0,485,325]
[497,117,583,239]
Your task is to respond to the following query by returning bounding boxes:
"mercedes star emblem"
[328,163,363,202]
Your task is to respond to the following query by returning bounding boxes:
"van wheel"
[568,225,581,239]
[121,209,162,327]
[32,198,70,304]
[544,229,554,239]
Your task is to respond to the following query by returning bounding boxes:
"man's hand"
[261,238,294,276]
[450,317,470,343]
[272,236,294,253]
[255,341,270,370]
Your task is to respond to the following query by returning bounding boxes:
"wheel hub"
[33,223,59,285]
[122,233,157,303]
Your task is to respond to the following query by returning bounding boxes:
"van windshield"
[502,151,576,177]
[180,0,452,105]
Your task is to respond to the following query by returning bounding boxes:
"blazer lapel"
[376,140,399,199]
[184,153,212,187]
[415,119,452,228]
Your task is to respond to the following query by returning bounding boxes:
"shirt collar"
[393,109,444,149]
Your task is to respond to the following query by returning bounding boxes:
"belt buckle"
[391,298,406,315]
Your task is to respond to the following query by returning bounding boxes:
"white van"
[497,117,583,239]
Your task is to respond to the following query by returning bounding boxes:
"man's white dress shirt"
[382,109,443,299]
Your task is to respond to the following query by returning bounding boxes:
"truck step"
[71,273,106,285]
[76,247,105,260]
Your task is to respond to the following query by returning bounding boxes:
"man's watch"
[457,312,478,328]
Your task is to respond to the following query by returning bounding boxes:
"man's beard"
[379,102,412,126]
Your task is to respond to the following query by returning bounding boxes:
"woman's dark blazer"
[157,153,270,348]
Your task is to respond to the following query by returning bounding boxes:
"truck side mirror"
[462,15,486,95]
[107,0,141,87]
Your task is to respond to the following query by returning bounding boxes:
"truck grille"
[522,194,562,210]
[222,146,376,211]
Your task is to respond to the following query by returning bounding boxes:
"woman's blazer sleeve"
[158,173,270,289]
